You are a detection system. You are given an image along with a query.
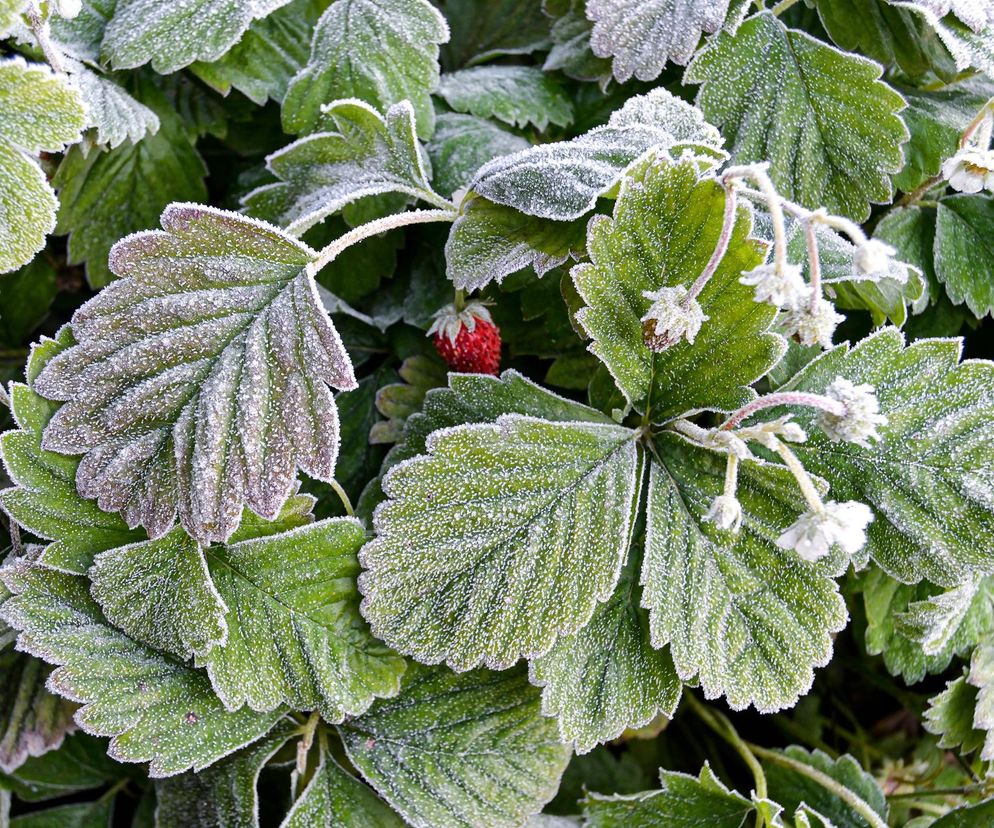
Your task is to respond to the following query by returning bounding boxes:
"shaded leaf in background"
[425,113,529,200]
[934,193,994,318]
[0,259,57,346]
[436,66,574,130]
[435,0,551,67]
[542,0,613,87]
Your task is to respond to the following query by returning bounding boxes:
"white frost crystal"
[640,285,707,352]
[54,0,82,18]
[782,297,844,349]
[942,147,994,194]
[853,238,896,277]
[818,377,887,448]
[739,263,807,309]
[705,494,743,532]
[777,500,874,562]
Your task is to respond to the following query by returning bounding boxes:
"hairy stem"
[771,438,824,513]
[25,4,65,73]
[725,165,789,274]
[328,479,354,517]
[720,391,844,431]
[803,218,822,313]
[959,101,994,149]
[685,184,738,304]
[771,0,802,13]
[723,452,739,497]
[897,174,944,208]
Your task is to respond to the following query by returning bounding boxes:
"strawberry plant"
[4,0,994,825]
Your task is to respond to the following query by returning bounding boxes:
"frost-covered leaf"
[760,329,994,586]
[436,66,573,130]
[360,414,642,670]
[897,573,994,656]
[573,151,781,420]
[95,0,295,74]
[0,330,146,574]
[282,0,449,136]
[191,0,330,105]
[924,672,987,755]
[0,58,86,274]
[68,63,159,151]
[426,112,529,200]
[921,13,994,78]
[281,748,404,828]
[1,0,25,35]
[583,763,753,826]
[586,0,733,81]
[33,204,357,544]
[967,644,994,759]
[929,799,994,827]
[200,519,406,722]
[644,433,847,712]
[244,99,445,236]
[542,0,613,87]
[686,11,909,221]
[2,732,123,802]
[0,651,76,773]
[436,0,551,67]
[896,0,994,33]
[529,549,681,754]
[339,664,570,828]
[154,720,298,828]
[0,562,284,778]
[934,194,994,317]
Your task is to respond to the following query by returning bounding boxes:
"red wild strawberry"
[428,301,502,375]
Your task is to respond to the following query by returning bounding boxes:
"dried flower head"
[740,263,808,309]
[853,239,896,277]
[777,500,874,562]
[705,495,743,532]
[818,377,887,448]
[782,297,844,350]
[640,286,708,352]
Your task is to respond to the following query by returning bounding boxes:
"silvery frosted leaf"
[0,561,285,778]
[686,11,909,221]
[426,112,529,200]
[897,574,994,656]
[529,549,681,754]
[757,329,994,587]
[924,670,986,756]
[0,651,76,774]
[586,0,733,81]
[967,644,994,759]
[281,748,405,828]
[895,0,994,32]
[0,57,86,274]
[339,664,570,828]
[282,0,449,137]
[34,204,357,544]
[645,433,847,712]
[436,66,573,130]
[583,764,753,826]
[1,0,25,36]
[0,329,146,574]
[67,60,159,151]
[243,99,445,236]
[573,151,782,420]
[360,414,643,670]
[911,10,994,77]
[935,194,994,317]
[199,519,406,723]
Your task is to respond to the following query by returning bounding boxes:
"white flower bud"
[853,239,896,277]
[781,297,844,350]
[818,377,887,448]
[776,500,874,562]
[739,263,808,309]
[705,495,743,532]
[640,286,708,353]
[739,416,808,450]
[942,148,994,194]
[701,429,752,460]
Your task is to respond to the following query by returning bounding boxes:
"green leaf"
[1,733,123,802]
[924,672,987,756]
[9,798,113,828]
[425,113,529,200]
[360,414,642,670]
[0,651,76,774]
[935,194,994,317]
[244,99,445,236]
[897,574,994,656]
[583,763,754,827]
[542,0,613,87]
[436,66,573,130]
[585,0,733,81]
[929,799,994,827]
[281,749,404,827]
[572,151,781,420]
[917,13,994,78]
[529,548,681,754]
[1,0,25,36]
[894,0,994,34]
[873,205,940,307]
[967,643,994,759]
[0,562,284,777]
[436,0,551,67]
[339,664,570,828]
[191,0,331,105]
[686,11,909,221]
[760,329,994,586]
[282,0,449,136]
[199,519,406,722]
[68,63,160,152]
[0,258,57,346]
[0,58,86,274]
[33,204,357,545]
[0,330,147,575]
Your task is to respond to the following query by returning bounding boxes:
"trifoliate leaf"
[585,0,733,81]
[572,151,781,420]
[924,672,986,755]
[339,664,570,828]
[761,329,994,586]
[686,11,909,221]
[0,651,76,773]
[244,99,446,236]
[529,548,681,754]
[0,330,146,575]
[645,434,847,712]
[97,0,295,74]
[68,63,159,151]
[199,519,406,722]
[934,194,994,317]
[33,204,357,544]
[360,415,643,670]
[282,0,449,136]
[0,562,285,778]
[154,720,299,828]
[425,112,529,200]
[436,0,551,67]
[281,749,404,828]
[436,66,573,130]
[0,58,86,274]
[542,0,613,87]
[583,763,753,827]
[191,0,330,105]
[54,80,208,288]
